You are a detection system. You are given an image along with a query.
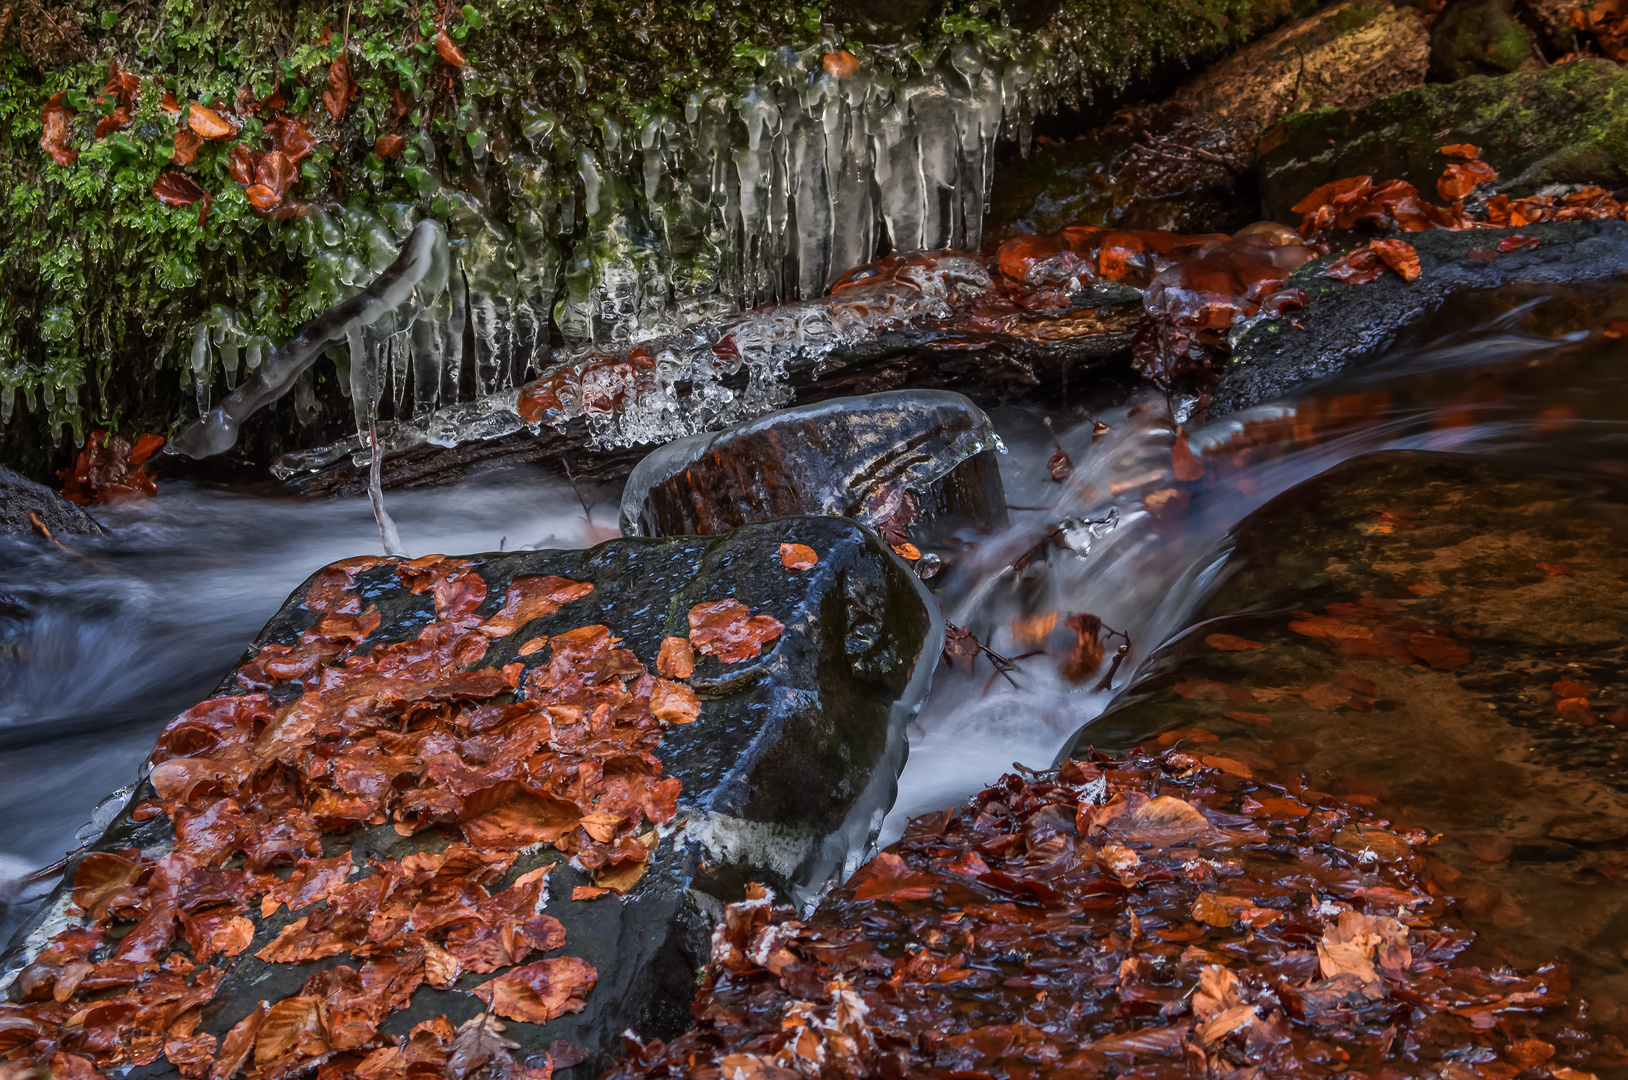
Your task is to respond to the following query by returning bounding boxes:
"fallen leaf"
[171,129,204,165]
[1172,431,1204,481]
[649,679,700,724]
[1205,633,1262,651]
[187,104,233,139]
[656,636,695,679]
[324,50,356,119]
[1498,234,1541,252]
[152,171,210,208]
[472,958,597,1024]
[1440,143,1481,160]
[822,49,859,78]
[1438,158,1498,202]
[373,133,406,158]
[779,543,818,571]
[572,885,610,901]
[436,29,467,67]
[1369,238,1421,282]
[1192,893,1282,928]
[40,93,79,166]
[689,599,784,663]
[1536,561,1574,576]
[1010,611,1058,648]
[596,859,647,894]
[1060,613,1104,683]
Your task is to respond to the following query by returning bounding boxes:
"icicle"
[367,417,408,557]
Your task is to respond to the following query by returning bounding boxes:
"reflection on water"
[0,470,618,942]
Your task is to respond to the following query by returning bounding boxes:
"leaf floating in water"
[1206,633,1263,651]
[1172,431,1205,481]
[689,599,784,663]
[1060,613,1105,683]
[779,542,818,571]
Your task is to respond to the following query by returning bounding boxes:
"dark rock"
[1214,219,1628,413]
[1259,59,1628,221]
[0,465,101,538]
[2,517,940,1078]
[1429,0,1541,81]
[619,391,1008,543]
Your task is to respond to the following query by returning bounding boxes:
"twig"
[560,456,594,521]
[1091,624,1132,693]
[28,509,73,555]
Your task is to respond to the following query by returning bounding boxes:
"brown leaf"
[822,49,859,78]
[649,679,700,724]
[779,542,819,571]
[472,958,597,1024]
[942,625,979,671]
[689,599,784,663]
[656,636,694,679]
[596,859,648,894]
[152,171,210,208]
[255,151,296,197]
[435,29,467,67]
[373,133,406,158]
[1438,158,1498,202]
[324,50,357,120]
[187,104,233,139]
[40,92,79,166]
[1047,446,1073,481]
[1498,234,1541,252]
[171,128,204,165]
[1060,613,1105,683]
[1205,633,1262,651]
[1192,892,1282,928]
[1172,431,1204,481]
[1370,238,1422,282]
[1440,142,1481,160]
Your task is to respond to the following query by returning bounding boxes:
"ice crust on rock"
[174,40,1033,466]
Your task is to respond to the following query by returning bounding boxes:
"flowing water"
[4,283,1628,996]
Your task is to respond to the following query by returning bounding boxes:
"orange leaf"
[649,679,700,724]
[689,599,784,663]
[187,103,233,139]
[1369,239,1421,282]
[656,636,694,679]
[40,92,79,166]
[436,29,468,67]
[822,49,859,78]
[596,859,647,894]
[472,957,597,1024]
[374,133,406,158]
[1439,143,1480,160]
[245,184,282,210]
[779,542,818,571]
[1204,633,1261,651]
[1437,158,1498,202]
[171,128,203,164]
[1536,561,1574,576]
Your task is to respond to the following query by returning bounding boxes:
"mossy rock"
[0,0,1306,485]
[1428,0,1539,81]
[1259,59,1628,222]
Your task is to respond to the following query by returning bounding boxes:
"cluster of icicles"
[174,40,1043,463]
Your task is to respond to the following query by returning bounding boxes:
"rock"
[1058,449,1628,1005]
[1,517,940,1078]
[984,0,1428,242]
[1259,59,1628,221]
[0,465,101,538]
[1170,0,1429,137]
[619,391,1008,543]
[1429,0,1542,81]
[1215,219,1628,414]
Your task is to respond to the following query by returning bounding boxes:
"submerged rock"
[1,517,939,1078]
[1258,59,1628,221]
[619,390,1007,542]
[1060,449,1628,1012]
[1428,0,1541,81]
[0,465,101,539]
[1216,219,1628,413]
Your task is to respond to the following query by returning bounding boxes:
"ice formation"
[174,41,1037,466]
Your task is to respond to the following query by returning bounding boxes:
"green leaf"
[462,5,484,30]
[100,10,118,29]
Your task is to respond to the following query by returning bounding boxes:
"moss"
[1259,59,1628,220]
[0,0,1298,481]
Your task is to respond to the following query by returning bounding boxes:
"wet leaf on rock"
[778,542,818,571]
[688,599,784,663]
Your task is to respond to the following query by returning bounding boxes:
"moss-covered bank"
[0,0,1302,483]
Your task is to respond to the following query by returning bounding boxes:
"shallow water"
[3,285,1627,965]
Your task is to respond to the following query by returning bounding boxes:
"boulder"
[1215,219,1628,413]
[1058,449,1628,1007]
[0,465,101,539]
[984,0,1428,242]
[0,517,940,1078]
[619,391,1008,542]
[1428,0,1542,80]
[1259,59,1628,222]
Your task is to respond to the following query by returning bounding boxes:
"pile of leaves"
[0,552,787,1079]
[608,744,1615,1080]
[55,429,164,504]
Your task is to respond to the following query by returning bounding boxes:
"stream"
[3,282,1627,995]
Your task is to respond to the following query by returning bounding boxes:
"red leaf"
[171,129,203,165]
[1497,234,1541,252]
[689,599,784,663]
[1440,142,1481,160]
[151,171,209,207]
[265,116,316,162]
[255,151,296,197]
[1369,238,1422,282]
[40,92,79,167]
[227,145,259,185]
[1437,159,1498,202]
[472,957,597,1024]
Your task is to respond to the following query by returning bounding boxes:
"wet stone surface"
[0,466,102,538]
[1218,220,1628,414]
[1066,449,1628,1019]
[619,390,1008,544]
[1,517,939,1079]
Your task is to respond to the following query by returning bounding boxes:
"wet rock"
[0,465,101,538]
[1216,219,1628,413]
[1259,59,1628,220]
[619,391,1007,543]
[1059,449,1628,1008]
[984,0,1427,242]
[1429,0,1542,80]
[2,517,940,1078]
